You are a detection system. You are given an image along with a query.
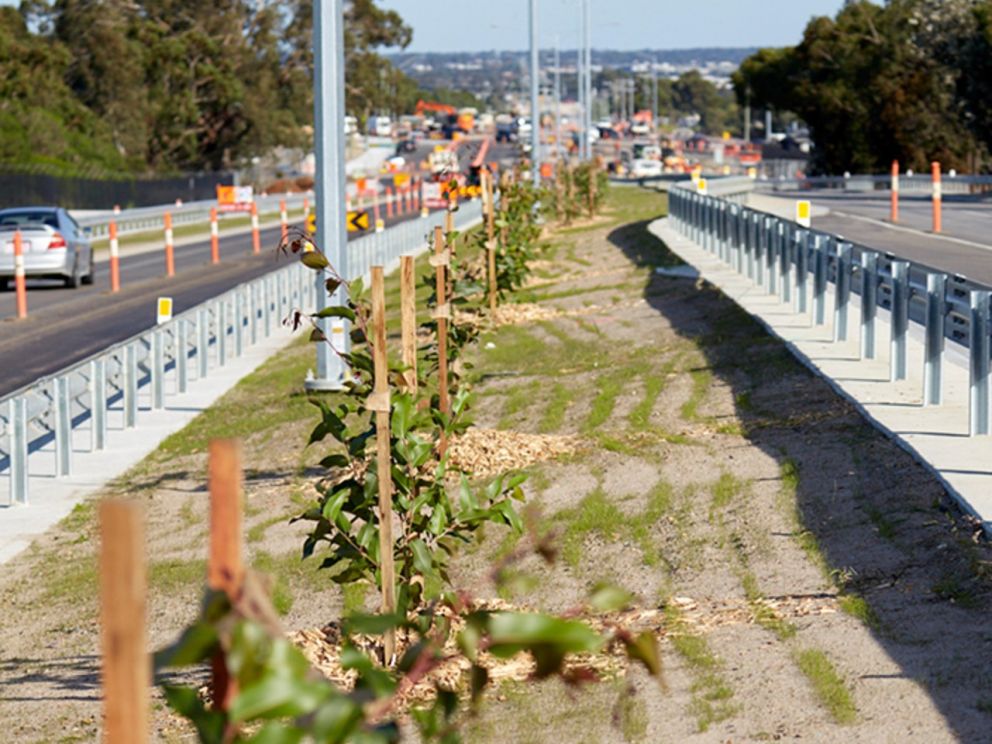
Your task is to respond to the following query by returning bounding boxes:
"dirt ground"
[2,187,992,742]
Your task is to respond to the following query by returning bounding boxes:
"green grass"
[498,379,541,429]
[710,472,746,514]
[251,549,333,617]
[582,374,624,433]
[341,580,369,614]
[618,692,649,742]
[838,593,880,629]
[149,558,206,593]
[666,606,737,732]
[680,368,713,422]
[538,382,575,433]
[794,649,857,724]
[628,368,669,430]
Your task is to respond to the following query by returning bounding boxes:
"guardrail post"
[54,376,72,477]
[923,273,947,406]
[177,320,189,394]
[779,223,791,303]
[834,242,852,341]
[890,260,910,381]
[262,277,272,338]
[795,231,809,314]
[218,299,228,367]
[860,252,878,359]
[9,397,28,504]
[969,290,990,436]
[754,215,765,286]
[248,284,258,345]
[91,359,106,451]
[124,344,137,428]
[813,235,827,326]
[233,291,244,358]
[766,218,778,295]
[197,308,209,379]
[742,207,752,280]
[151,331,164,410]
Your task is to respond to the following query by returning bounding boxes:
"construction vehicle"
[415,100,475,136]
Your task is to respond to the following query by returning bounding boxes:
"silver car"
[0,207,94,288]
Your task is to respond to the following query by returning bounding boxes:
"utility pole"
[744,88,751,143]
[577,0,587,160]
[651,58,658,131]
[305,0,348,391]
[530,0,540,186]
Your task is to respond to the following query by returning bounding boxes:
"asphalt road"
[753,188,992,286]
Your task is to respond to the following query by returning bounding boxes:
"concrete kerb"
[650,216,992,531]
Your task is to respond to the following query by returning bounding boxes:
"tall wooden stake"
[370,266,396,663]
[400,255,418,392]
[484,171,497,311]
[100,500,149,744]
[208,439,244,709]
[433,226,450,453]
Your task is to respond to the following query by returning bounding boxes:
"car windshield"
[0,211,58,229]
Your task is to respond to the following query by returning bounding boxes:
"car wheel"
[82,254,94,285]
[64,258,80,289]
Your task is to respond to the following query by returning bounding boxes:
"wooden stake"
[208,439,243,710]
[588,159,598,219]
[100,500,149,744]
[371,266,397,663]
[484,171,497,312]
[433,226,450,453]
[400,255,418,392]
[555,163,566,224]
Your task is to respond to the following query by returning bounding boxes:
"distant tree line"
[733,0,992,174]
[0,0,478,176]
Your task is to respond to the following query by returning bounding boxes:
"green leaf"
[301,252,329,270]
[623,631,663,677]
[154,621,218,668]
[343,612,406,635]
[229,675,330,723]
[322,492,348,524]
[313,305,356,322]
[410,539,434,575]
[162,686,225,744]
[486,612,603,656]
[244,722,306,744]
[588,583,633,613]
[320,453,349,469]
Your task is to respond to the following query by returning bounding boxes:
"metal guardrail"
[668,181,992,436]
[0,201,483,506]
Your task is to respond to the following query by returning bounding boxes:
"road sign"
[157,297,173,325]
[696,178,708,195]
[307,213,317,234]
[347,210,370,232]
[796,200,811,228]
[216,185,254,213]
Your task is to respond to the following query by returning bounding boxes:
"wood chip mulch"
[447,428,581,477]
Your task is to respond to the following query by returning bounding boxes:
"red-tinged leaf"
[623,631,662,677]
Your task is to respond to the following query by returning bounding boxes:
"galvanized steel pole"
[307,0,349,390]
[530,0,540,186]
[583,0,592,160]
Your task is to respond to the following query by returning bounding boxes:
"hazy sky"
[380,0,848,53]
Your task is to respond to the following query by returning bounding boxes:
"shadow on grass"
[607,190,992,740]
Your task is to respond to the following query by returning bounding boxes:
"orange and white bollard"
[14,229,27,318]
[109,220,121,292]
[250,202,261,254]
[413,180,421,212]
[931,161,942,234]
[279,199,288,241]
[386,187,394,219]
[163,212,175,278]
[303,197,310,222]
[890,160,899,223]
[209,207,220,264]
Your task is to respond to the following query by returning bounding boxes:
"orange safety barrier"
[210,207,220,264]
[163,212,175,277]
[14,229,26,318]
[109,220,121,292]
[931,161,942,234]
[890,160,899,223]
[250,202,261,254]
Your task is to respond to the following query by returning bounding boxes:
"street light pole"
[583,0,592,159]
[554,39,561,160]
[530,0,540,186]
[577,0,586,160]
[306,0,348,391]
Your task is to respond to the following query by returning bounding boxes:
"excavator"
[415,100,475,136]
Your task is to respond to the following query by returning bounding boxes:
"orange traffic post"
[386,187,394,219]
[931,161,942,234]
[13,230,27,319]
[208,439,244,709]
[250,202,261,254]
[303,197,310,222]
[209,208,220,265]
[109,221,121,292]
[412,179,420,211]
[890,160,900,223]
[163,212,175,278]
[99,500,149,744]
[279,199,288,241]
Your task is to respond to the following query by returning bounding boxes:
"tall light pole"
[554,39,561,159]
[530,0,540,186]
[306,0,348,391]
[577,0,587,160]
[583,0,592,159]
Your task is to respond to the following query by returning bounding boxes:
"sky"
[379,0,848,53]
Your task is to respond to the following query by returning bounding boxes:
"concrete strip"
[830,210,992,253]
[650,217,992,528]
